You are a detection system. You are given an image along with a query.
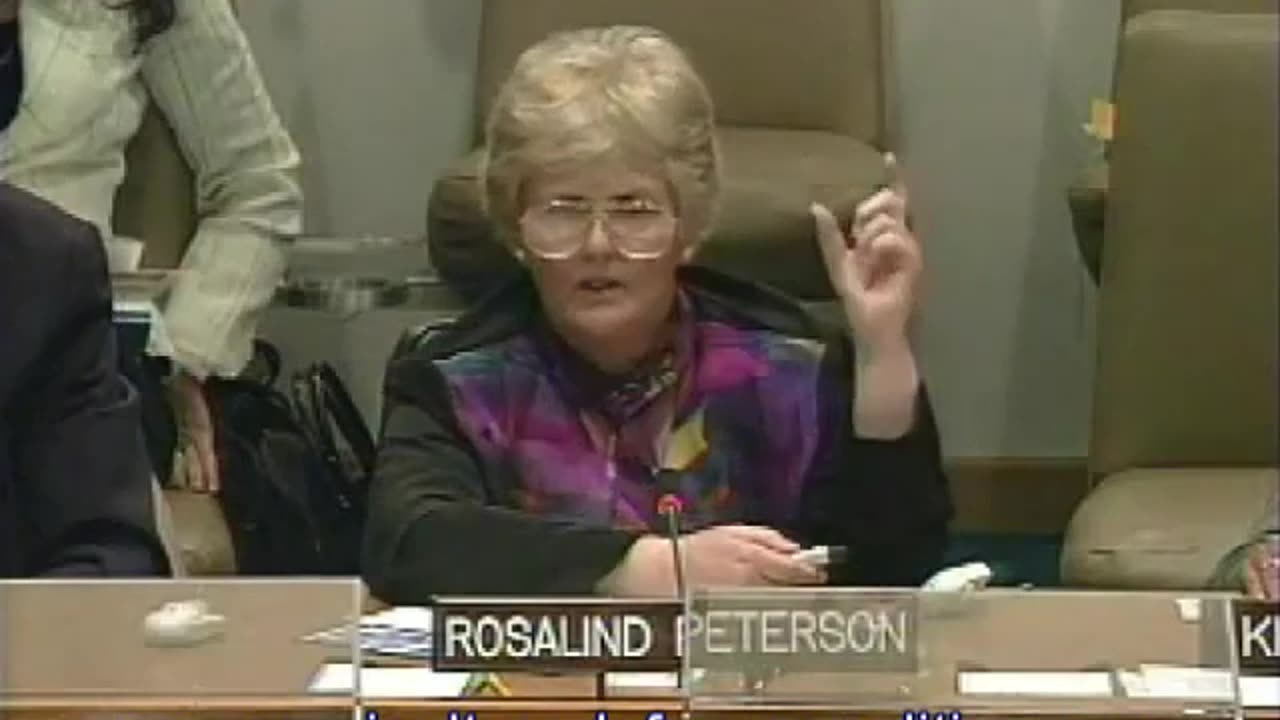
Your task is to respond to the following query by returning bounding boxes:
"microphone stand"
[662,508,687,609]
[656,491,688,694]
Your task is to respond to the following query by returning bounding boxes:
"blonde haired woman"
[364,27,950,600]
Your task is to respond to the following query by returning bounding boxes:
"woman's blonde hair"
[482,26,721,247]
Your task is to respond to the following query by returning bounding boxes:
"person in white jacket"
[0,0,301,494]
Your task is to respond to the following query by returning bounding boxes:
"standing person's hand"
[1244,536,1280,600]
[811,153,922,355]
[170,371,220,493]
[600,525,826,597]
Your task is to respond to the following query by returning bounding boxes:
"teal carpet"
[943,533,1063,588]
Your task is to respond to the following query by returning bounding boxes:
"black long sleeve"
[362,356,639,603]
[839,390,951,586]
[6,195,170,578]
[796,335,953,588]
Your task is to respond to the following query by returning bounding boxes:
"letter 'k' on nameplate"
[1235,600,1280,674]
[430,593,919,675]
[1234,600,1280,709]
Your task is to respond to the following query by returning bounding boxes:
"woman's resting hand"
[601,525,827,597]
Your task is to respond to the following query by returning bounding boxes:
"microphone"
[655,487,687,602]
[655,473,688,690]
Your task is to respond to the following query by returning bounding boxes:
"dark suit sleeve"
[797,335,953,587]
[14,228,169,577]
[362,354,638,603]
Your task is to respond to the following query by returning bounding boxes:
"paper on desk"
[957,671,1113,698]
[112,299,175,358]
[1241,676,1280,708]
[309,663,470,698]
[608,672,679,690]
[1117,665,1234,701]
[608,671,706,690]
[603,669,706,691]
[362,606,434,631]
[302,606,433,660]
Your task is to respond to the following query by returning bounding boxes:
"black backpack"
[207,341,375,575]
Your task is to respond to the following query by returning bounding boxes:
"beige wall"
[237,0,481,239]
[237,0,483,425]
[892,0,1121,457]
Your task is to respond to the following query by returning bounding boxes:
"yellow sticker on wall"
[1087,99,1116,141]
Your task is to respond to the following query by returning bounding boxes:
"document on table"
[602,669,723,692]
[308,663,471,698]
[1241,676,1280,708]
[607,672,680,690]
[957,670,1114,698]
[112,299,174,356]
[1116,665,1235,701]
[301,606,433,660]
[958,667,1278,706]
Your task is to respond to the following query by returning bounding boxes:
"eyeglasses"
[519,198,677,261]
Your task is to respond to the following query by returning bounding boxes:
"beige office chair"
[115,106,238,576]
[1125,0,1277,15]
[1071,0,1278,283]
[1061,10,1279,589]
[428,0,892,307]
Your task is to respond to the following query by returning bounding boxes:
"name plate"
[431,599,680,671]
[431,594,919,674]
[1235,600,1280,674]
[687,592,919,675]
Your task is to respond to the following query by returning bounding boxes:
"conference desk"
[2,582,1274,720]
[2,580,354,719]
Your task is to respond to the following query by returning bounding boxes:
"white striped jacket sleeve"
[141,0,301,379]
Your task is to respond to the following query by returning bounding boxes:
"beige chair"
[115,106,196,268]
[114,106,237,576]
[1125,0,1278,15]
[1061,10,1279,589]
[1070,0,1277,284]
[428,0,891,305]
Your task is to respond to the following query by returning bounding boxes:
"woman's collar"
[535,290,696,423]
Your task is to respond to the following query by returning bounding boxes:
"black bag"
[208,341,375,575]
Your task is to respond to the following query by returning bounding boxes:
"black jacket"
[0,183,169,577]
[363,268,951,602]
